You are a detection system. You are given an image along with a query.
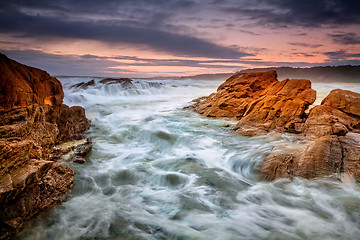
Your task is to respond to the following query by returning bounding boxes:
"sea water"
[16,78,360,240]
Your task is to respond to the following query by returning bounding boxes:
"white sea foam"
[16,78,360,240]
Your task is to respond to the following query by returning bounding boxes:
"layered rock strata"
[260,89,360,181]
[0,53,91,239]
[188,71,360,182]
[189,71,316,136]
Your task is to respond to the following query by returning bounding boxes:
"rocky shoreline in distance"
[187,71,360,182]
[0,54,92,239]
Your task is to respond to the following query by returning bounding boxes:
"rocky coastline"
[188,71,360,182]
[0,54,91,239]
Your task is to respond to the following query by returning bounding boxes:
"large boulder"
[0,53,63,110]
[56,104,90,143]
[259,89,360,182]
[322,89,360,116]
[0,54,90,239]
[234,78,316,135]
[190,71,278,119]
[260,133,360,182]
[189,70,316,136]
[303,89,360,138]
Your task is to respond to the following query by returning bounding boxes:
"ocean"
[16,77,360,240]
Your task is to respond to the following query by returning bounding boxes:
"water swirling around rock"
[16,78,360,240]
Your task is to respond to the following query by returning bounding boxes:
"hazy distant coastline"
[141,65,360,83]
[54,65,360,84]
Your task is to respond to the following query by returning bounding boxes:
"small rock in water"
[72,156,86,164]
[99,77,132,86]
[71,79,95,89]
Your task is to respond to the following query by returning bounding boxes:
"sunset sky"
[0,0,359,77]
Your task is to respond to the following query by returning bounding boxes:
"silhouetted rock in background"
[70,79,95,89]
[99,77,133,85]
[70,77,164,90]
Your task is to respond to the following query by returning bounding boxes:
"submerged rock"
[99,77,132,86]
[70,77,163,90]
[70,79,95,89]
[0,53,91,239]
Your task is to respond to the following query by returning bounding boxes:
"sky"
[0,0,360,77]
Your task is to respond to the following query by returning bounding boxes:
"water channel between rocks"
[16,78,360,240]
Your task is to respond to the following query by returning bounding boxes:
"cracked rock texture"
[188,71,316,136]
[0,53,91,239]
[188,70,360,182]
[260,89,360,181]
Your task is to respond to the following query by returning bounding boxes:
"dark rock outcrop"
[70,79,95,89]
[56,104,91,143]
[0,53,91,239]
[99,77,132,85]
[70,77,164,90]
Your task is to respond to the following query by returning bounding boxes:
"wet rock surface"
[99,77,133,85]
[70,77,164,90]
[70,79,95,89]
[0,54,91,239]
[50,138,92,164]
[188,71,360,182]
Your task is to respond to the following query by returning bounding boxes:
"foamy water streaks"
[16,79,360,240]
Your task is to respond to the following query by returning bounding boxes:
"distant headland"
[143,65,360,83]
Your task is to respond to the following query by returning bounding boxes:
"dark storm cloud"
[223,0,360,27]
[2,49,316,77]
[0,1,250,59]
[324,50,360,61]
[0,49,120,76]
[0,0,195,15]
[288,42,323,48]
[329,33,360,44]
